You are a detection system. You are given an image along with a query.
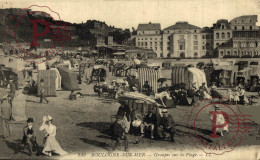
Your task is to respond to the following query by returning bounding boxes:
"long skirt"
[43,136,67,155]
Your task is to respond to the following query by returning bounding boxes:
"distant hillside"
[0,8,131,46]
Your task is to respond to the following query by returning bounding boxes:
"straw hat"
[46,115,53,121]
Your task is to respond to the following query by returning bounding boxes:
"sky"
[2,0,260,30]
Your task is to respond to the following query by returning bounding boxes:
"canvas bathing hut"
[50,68,62,90]
[137,67,161,93]
[171,64,207,90]
[37,70,57,96]
[58,67,80,91]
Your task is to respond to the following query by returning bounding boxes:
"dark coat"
[143,113,156,124]
[23,126,36,142]
[159,115,175,129]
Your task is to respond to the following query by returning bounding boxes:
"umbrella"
[117,92,161,106]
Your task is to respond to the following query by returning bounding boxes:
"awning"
[113,52,125,55]
[214,65,237,71]
[93,65,105,69]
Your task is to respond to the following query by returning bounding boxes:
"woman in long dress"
[39,115,67,157]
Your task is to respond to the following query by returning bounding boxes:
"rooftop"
[163,22,201,30]
[213,19,231,29]
[137,23,161,30]
[230,15,258,23]
[201,27,213,33]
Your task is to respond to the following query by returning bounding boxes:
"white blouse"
[39,124,56,137]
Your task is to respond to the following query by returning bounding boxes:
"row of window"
[178,52,199,57]
[140,46,162,51]
[233,41,258,48]
[137,42,163,47]
[216,32,231,39]
[138,31,160,35]
[137,37,162,41]
[220,50,260,56]
[166,30,198,34]
[234,26,253,30]
[137,34,212,41]
[233,19,253,23]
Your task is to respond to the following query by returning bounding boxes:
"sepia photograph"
[0,0,260,159]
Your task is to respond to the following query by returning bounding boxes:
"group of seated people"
[154,81,224,107]
[112,99,176,151]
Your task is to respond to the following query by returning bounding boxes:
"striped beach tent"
[138,68,160,93]
[171,64,207,89]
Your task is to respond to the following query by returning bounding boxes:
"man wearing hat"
[157,109,176,142]
[113,100,130,152]
[140,109,156,139]
[23,117,38,156]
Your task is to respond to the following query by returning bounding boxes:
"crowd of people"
[112,99,176,152]
[109,77,255,151]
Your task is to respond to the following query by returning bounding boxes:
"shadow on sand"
[80,138,110,150]
[76,122,112,136]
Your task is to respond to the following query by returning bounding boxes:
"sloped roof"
[137,23,161,30]
[164,22,201,30]
[213,19,231,29]
[230,15,257,23]
[201,27,213,33]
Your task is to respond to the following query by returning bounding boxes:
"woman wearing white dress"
[39,115,67,157]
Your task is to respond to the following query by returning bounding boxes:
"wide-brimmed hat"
[46,115,52,121]
[27,117,34,123]
[161,109,168,113]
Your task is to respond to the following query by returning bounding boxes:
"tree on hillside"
[108,29,130,44]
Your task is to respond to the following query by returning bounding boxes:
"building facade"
[135,22,163,57]
[230,15,259,31]
[108,36,113,46]
[218,15,260,58]
[163,22,203,58]
[213,19,233,49]
[96,36,105,46]
[133,15,260,58]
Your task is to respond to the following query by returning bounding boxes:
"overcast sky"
[2,0,260,30]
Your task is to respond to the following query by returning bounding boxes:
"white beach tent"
[50,68,62,90]
[188,67,207,89]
